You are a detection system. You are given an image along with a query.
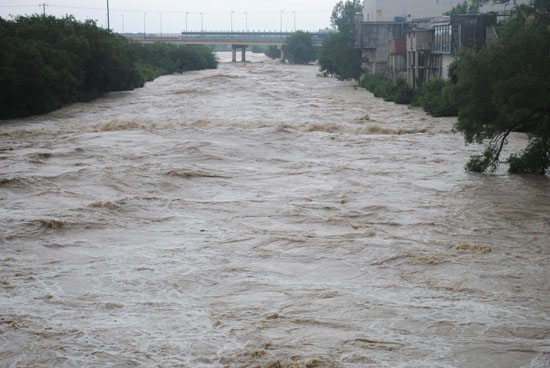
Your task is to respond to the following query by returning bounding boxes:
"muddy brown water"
[1,52,549,367]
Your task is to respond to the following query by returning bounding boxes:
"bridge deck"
[125,31,332,47]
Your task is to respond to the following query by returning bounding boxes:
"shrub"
[508,138,550,175]
[389,77,414,104]
[264,46,281,59]
[361,75,413,105]
[411,78,458,117]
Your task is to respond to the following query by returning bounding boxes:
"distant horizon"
[0,0,340,33]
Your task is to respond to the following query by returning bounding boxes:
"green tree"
[0,15,217,119]
[283,31,316,64]
[444,1,480,15]
[318,0,363,81]
[264,46,281,59]
[250,45,266,54]
[445,0,528,15]
[412,78,457,117]
[452,0,550,174]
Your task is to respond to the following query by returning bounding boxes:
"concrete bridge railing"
[124,31,334,62]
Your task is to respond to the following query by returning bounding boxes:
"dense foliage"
[444,0,523,15]
[361,75,413,105]
[132,42,217,82]
[411,78,457,117]
[452,0,550,174]
[208,44,231,52]
[318,0,363,81]
[283,31,317,64]
[264,46,281,59]
[444,1,481,15]
[250,45,267,54]
[361,75,456,116]
[0,15,217,119]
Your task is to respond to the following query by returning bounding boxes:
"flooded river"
[1,52,549,367]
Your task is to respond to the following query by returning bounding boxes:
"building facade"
[362,0,528,22]
[357,22,414,76]
[356,0,524,86]
[362,0,463,22]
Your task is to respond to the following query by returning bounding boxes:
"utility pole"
[280,10,283,33]
[231,11,234,32]
[106,0,110,30]
[293,11,296,32]
[200,13,203,32]
[39,3,47,16]
[121,14,124,33]
[144,12,147,39]
[159,13,162,37]
[245,12,247,32]
[186,12,189,32]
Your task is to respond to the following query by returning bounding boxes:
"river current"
[1,52,549,367]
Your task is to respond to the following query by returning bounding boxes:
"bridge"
[125,31,332,62]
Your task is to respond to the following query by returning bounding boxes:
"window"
[434,24,452,53]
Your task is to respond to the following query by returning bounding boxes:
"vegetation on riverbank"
[264,46,282,59]
[263,33,318,64]
[361,75,413,105]
[318,0,363,81]
[132,42,217,82]
[283,31,317,64]
[0,15,217,120]
[360,75,457,117]
[453,0,550,174]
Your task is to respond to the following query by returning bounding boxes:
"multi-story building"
[362,0,526,22]
[406,15,496,87]
[362,0,463,22]
[357,0,526,86]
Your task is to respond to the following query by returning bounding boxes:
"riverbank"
[361,74,458,117]
[0,15,217,120]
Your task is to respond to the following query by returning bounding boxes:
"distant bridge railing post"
[124,30,333,48]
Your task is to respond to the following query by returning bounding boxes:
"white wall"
[362,0,530,22]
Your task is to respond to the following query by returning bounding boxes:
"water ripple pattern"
[1,52,549,368]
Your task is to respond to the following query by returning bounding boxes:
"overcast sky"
[0,0,343,33]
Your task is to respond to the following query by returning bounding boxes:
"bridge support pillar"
[278,46,286,63]
[232,45,247,62]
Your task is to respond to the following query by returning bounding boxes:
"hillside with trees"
[0,15,217,120]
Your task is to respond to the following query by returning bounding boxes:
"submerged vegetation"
[0,15,217,119]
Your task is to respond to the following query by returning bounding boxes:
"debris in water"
[38,219,67,229]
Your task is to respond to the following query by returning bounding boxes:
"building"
[362,0,464,22]
[357,22,414,76]
[406,14,498,87]
[356,0,526,86]
[362,0,528,22]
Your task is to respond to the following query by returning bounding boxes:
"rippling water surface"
[1,52,549,367]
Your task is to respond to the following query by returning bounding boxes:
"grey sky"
[0,0,342,33]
